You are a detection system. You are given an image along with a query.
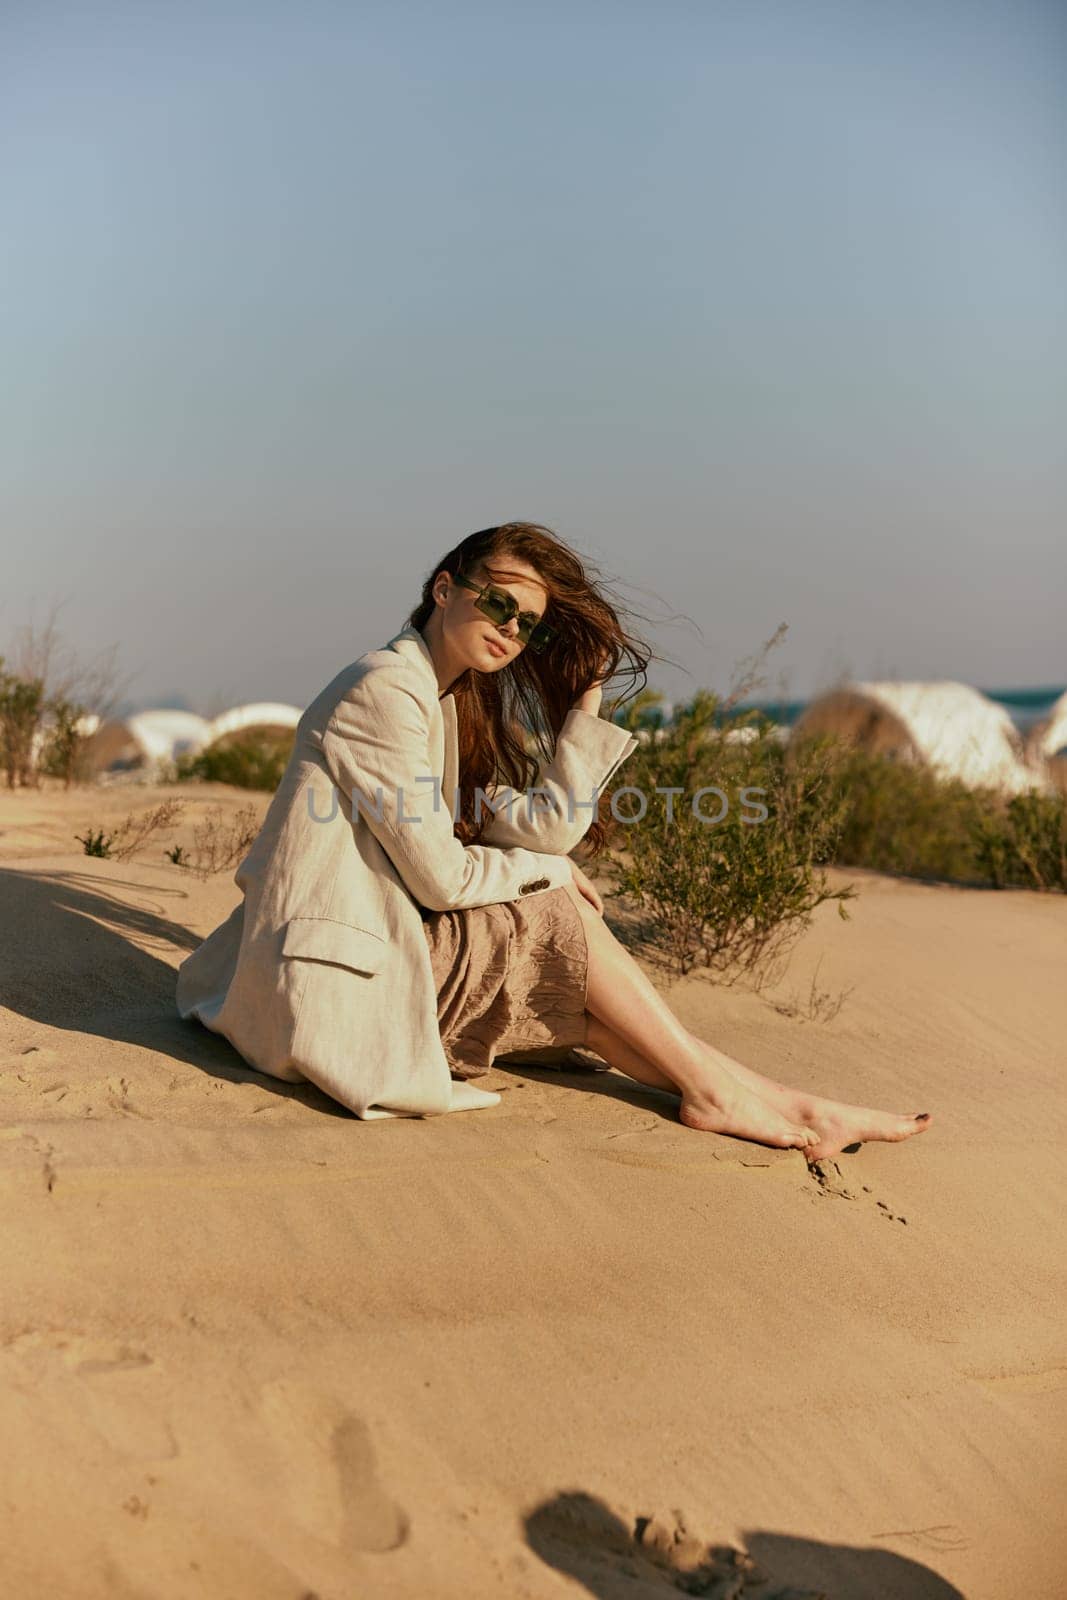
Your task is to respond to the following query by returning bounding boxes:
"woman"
[177,522,932,1159]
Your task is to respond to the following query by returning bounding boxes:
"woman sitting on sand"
[177,521,932,1159]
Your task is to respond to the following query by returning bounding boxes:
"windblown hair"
[406,522,654,857]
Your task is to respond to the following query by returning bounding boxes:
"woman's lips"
[485,636,508,658]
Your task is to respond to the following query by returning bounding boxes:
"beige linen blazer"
[175,624,639,1120]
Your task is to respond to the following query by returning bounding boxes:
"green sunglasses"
[451,571,557,654]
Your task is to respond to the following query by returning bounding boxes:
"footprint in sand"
[2,1330,178,1461]
[806,1159,909,1224]
[257,1377,409,1554]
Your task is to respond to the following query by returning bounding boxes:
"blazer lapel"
[385,624,459,824]
[440,692,458,822]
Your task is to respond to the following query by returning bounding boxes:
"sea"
[712,684,1066,736]
[125,685,1066,740]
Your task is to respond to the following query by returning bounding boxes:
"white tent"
[1025,689,1067,793]
[206,702,301,747]
[1029,689,1067,762]
[86,710,212,779]
[790,681,1049,795]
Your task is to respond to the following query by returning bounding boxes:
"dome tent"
[86,710,212,780]
[206,702,301,749]
[790,681,1049,796]
[1028,689,1067,762]
[1026,688,1067,793]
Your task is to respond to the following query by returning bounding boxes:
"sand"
[1,780,1064,1599]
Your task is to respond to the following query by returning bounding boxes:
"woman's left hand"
[574,653,612,717]
[569,859,604,915]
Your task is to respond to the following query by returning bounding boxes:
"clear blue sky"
[3,0,1064,716]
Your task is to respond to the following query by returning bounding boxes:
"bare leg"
[683,1033,933,1160]
[580,1014,932,1162]
[562,882,932,1160]
[557,882,815,1151]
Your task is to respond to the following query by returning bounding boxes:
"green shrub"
[75,826,113,857]
[810,741,1066,892]
[811,742,989,883]
[971,790,1067,891]
[36,694,96,787]
[596,708,1065,981]
[174,731,294,791]
[600,692,857,979]
[0,657,45,789]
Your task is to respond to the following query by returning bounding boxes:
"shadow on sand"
[0,866,352,1120]
[0,867,706,1126]
[525,1490,965,1599]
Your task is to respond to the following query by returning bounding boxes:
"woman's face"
[434,557,550,675]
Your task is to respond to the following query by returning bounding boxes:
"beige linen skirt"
[420,884,590,1080]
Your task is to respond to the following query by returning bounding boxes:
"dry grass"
[75,799,186,861]
[183,802,261,880]
[73,794,260,881]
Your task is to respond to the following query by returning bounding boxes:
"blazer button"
[519,876,550,894]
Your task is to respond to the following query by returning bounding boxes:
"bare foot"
[797,1104,933,1162]
[689,1040,932,1164]
[679,1080,816,1151]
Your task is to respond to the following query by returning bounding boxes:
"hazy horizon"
[3,1,1064,717]
[105,671,1067,728]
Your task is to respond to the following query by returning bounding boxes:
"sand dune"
[1,781,1065,1598]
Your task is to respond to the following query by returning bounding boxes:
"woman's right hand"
[569,858,604,915]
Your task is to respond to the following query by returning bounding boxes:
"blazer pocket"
[280,915,388,976]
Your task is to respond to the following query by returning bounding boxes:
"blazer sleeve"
[317,664,574,913]
[476,707,640,855]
